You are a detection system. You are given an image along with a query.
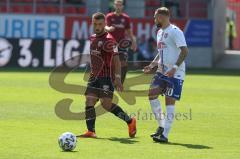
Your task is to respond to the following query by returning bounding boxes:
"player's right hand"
[143,65,153,74]
[114,78,123,92]
[107,26,115,32]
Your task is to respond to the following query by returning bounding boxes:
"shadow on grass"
[78,136,139,144]
[155,142,213,149]
[60,150,79,153]
[108,137,139,144]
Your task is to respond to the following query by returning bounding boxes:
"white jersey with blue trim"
[156,24,187,80]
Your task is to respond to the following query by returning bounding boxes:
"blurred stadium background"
[0,0,239,70]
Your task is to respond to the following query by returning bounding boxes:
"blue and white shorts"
[150,72,184,100]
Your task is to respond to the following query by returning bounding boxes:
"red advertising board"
[65,16,187,40]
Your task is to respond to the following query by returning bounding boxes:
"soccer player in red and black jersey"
[80,12,136,138]
[105,0,137,83]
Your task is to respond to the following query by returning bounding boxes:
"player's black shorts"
[85,77,114,98]
[118,47,128,62]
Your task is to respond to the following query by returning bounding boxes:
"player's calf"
[110,103,137,138]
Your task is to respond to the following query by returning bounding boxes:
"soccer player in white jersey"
[143,7,188,143]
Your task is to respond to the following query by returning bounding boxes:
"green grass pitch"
[0,70,240,159]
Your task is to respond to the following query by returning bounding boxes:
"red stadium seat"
[10,5,33,13]
[0,0,7,2]
[145,0,161,17]
[46,6,60,14]
[0,6,7,13]
[36,0,60,4]
[11,5,22,13]
[189,9,207,18]
[36,6,45,13]
[24,5,33,13]
[78,7,86,14]
[145,0,161,7]
[37,6,60,14]
[189,1,208,18]
[189,1,207,8]
[12,0,33,3]
[178,0,208,18]
[63,6,77,14]
[145,8,155,17]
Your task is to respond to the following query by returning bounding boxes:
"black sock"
[85,106,96,132]
[121,66,128,84]
[110,103,132,124]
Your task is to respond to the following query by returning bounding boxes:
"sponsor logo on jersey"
[98,41,103,47]
[113,24,125,28]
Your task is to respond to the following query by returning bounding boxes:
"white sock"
[163,105,175,138]
[149,99,164,127]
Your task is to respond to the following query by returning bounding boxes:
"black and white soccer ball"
[58,132,77,151]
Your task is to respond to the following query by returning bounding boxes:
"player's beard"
[115,8,122,14]
[156,22,162,29]
[95,28,105,36]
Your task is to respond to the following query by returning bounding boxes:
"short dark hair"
[114,0,123,4]
[155,7,170,16]
[92,12,105,20]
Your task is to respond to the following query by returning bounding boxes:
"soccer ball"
[58,132,77,151]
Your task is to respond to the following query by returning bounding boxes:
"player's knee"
[165,96,176,105]
[85,95,97,106]
[148,95,158,100]
[148,90,158,100]
[102,104,112,111]
[100,100,112,111]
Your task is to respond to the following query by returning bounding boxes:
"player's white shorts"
[150,72,184,100]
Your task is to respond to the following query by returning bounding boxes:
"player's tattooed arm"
[165,46,188,77]
[175,46,188,66]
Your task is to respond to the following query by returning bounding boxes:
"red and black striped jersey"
[89,32,118,78]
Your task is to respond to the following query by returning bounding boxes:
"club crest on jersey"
[98,41,103,47]
[111,18,115,21]
[121,18,125,23]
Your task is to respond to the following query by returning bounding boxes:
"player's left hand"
[114,78,123,92]
[165,68,177,78]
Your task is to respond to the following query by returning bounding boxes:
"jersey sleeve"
[106,14,111,26]
[125,16,131,29]
[173,28,187,48]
